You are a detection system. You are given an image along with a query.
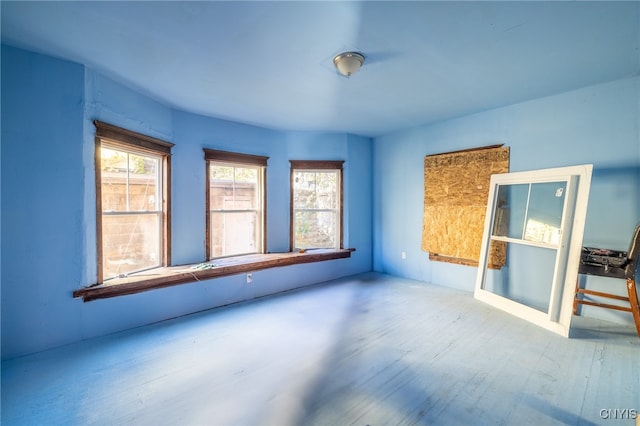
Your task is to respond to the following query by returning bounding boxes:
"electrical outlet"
[246,273,253,284]
[401,251,407,259]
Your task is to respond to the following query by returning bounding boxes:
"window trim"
[204,148,269,260]
[95,120,174,283]
[74,248,355,302]
[289,160,344,252]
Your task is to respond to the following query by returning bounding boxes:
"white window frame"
[474,164,593,337]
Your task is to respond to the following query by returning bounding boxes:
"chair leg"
[573,278,581,316]
[626,278,640,338]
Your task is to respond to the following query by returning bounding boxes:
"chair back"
[626,223,640,280]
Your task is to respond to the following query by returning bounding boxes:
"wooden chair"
[573,223,640,337]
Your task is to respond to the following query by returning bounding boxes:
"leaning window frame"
[204,148,269,260]
[474,164,593,337]
[289,160,344,251]
[94,120,174,284]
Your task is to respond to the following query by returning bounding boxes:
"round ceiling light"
[333,51,365,77]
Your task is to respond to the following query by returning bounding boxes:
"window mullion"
[125,152,131,212]
[231,166,238,211]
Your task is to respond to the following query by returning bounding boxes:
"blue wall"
[373,76,640,325]
[1,46,373,359]
[2,43,638,358]
[2,45,87,357]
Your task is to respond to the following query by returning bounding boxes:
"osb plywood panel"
[422,145,509,268]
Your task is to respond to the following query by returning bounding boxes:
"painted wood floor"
[2,272,639,426]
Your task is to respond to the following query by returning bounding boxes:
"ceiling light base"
[333,51,365,77]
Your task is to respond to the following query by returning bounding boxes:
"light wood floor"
[2,272,639,425]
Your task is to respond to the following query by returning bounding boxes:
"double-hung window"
[290,160,344,250]
[205,149,268,259]
[95,121,173,282]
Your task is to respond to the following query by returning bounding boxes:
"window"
[75,147,353,302]
[205,149,268,259]
[95,121,173,283]
[474,164,593,337]
[290,160,344,251]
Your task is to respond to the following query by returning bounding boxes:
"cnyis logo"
[599,408,638,421]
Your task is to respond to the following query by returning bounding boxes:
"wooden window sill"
[74,248,355,302]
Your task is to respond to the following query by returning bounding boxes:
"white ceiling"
[2,1,639,137]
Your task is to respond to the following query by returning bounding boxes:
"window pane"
[210,165,234,181]
[492,181,567,246]
[233,167,259,209]
[101,147,160,212]
[101,147,126,172]
[482,240,556,313]
[128,154,159,211]
[294,210,337,249]
[101,148,129,212]
[293,171,338,209]
[102,213,161,279]
[210,211,259,257]
[209,178,233,210]
[209,165,259,210]
[523,182,566,245]
[293,172,317,209]
[492,183,529,239]
[315,172,337,209]
[235,167,257,183]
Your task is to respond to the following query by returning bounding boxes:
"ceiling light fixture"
[333,51,365,77]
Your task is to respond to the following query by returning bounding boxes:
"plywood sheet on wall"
[422,145,509,268]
